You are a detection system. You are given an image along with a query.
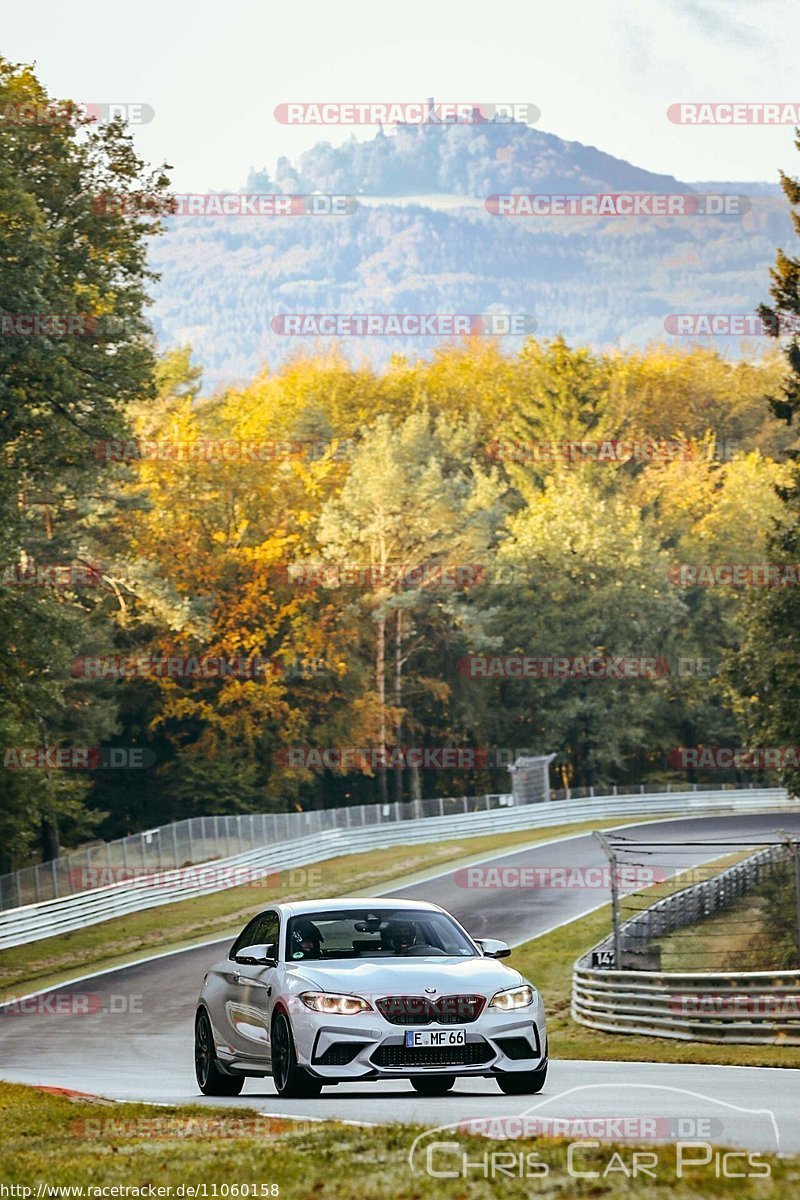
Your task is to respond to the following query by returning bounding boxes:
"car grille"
[313,1042,367,1066]
[372,1041,494,1068]
[376,994,486,1025]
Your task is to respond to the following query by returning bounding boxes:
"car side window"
[230,911,280,959]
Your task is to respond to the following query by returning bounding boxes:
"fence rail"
[0,787,790,951]
[572,965,800,1044]
[0,793,515,911]
[0,780,777,911]
[573,842,800,1044]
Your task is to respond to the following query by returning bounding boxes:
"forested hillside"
[149,123,792,388]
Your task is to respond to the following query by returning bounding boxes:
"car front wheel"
[496,1040,548,1095]
[195,1010,244,1096]
[271,1010,323,1098]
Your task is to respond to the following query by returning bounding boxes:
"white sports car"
[195,897,547,1098]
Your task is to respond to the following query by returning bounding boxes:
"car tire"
[195,1010,245,1096]
[271,1010,323,1098]
[496,1039,548,1095]
[410,1075,456,1096]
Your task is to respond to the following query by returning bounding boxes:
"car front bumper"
[291,1005,547,1080]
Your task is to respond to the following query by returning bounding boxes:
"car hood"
[286,955,524,997]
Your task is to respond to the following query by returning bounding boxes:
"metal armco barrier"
[0,780,775,911]
[572,965,800,1045]
[0,793,519,911]
[594,844,789,962]
[0,787,790,950]
[573,842,800,1045]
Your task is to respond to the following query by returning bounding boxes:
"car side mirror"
[234,943,277,966]
[476,938,511,959]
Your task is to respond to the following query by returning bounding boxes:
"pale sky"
[3,0,799,190]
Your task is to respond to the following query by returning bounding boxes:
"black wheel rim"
[195,1015,211,1086]
[272,1014,290,1091]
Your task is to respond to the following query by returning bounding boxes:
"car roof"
[273,897,446,918]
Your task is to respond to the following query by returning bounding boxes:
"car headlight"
[299,991,373,1015]
[489,984,536,1010]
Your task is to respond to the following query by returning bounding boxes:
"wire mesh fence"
[0,792,516,911]
[0,776,775,913]
[590,831,800,972]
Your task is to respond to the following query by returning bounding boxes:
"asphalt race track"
[2,812,800,1153]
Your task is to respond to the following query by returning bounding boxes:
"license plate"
[405,1029,467,1048]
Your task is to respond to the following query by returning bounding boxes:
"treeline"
[7,333,798,863]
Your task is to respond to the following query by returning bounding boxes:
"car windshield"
[285,908,478,960]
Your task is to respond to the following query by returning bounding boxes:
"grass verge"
[1,1080,798,1197]
[657,895,769,972]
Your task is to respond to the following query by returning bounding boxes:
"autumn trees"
[68,338,783,837]
[2,320,791,860]
[725,133,800,795]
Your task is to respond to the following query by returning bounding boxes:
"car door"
[224,909,281,1062]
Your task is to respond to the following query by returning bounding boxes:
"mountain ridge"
[148,124,791,390]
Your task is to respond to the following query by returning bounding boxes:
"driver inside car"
[384,920,422,954]
[290,919,323,959]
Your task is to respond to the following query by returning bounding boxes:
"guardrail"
[0,793,518,911]
[0,780,778,911]
[572,843,800,1044]
[0,787,791,950]
[572,965,800,1044]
